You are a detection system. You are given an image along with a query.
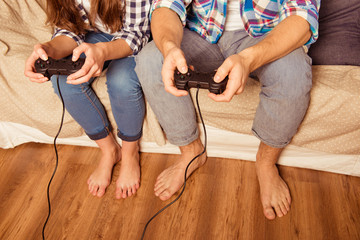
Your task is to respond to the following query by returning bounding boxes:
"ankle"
[180,138,204,154]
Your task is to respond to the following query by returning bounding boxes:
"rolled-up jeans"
[135,28,312,148]
[51,32,145,142]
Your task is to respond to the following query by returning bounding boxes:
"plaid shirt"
[151,0,320,46]
[53,0,151,55]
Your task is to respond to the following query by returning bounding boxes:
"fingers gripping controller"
[174,68,228,94]
[35,57,85,78]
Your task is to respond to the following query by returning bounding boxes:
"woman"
[24,0,151,199]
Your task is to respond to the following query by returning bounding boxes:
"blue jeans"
[135,29,312,148]
[51,32,145,141]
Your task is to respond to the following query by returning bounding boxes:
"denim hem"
[251,128,290,149]
[117,129,143,142]
[87,126,112,141]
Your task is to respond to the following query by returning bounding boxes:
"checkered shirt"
[52,0,152,55]
[151,0,320,46]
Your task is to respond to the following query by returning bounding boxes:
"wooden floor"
[0,143,359,240]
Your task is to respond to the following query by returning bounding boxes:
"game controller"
[34,57,85,78]
[174,68,228,94]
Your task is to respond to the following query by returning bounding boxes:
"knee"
[106,60,142,98]
[109,77,142,99]
[50,75,72,96]
[260,49,312,102]
[50,75,89,100]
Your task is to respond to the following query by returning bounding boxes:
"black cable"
[42,75,65,240]
[141,87,207,240]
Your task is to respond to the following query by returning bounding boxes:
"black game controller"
[34,57,85,78]
[174,68,228,94]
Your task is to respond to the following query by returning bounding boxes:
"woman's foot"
[115,141,141,199]
[87,135,122,197]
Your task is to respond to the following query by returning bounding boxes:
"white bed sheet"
[1,121,359,177]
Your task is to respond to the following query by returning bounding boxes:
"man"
[135,0,319,220]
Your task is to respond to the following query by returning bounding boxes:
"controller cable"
[42,75,65,240]
[141,86,207,240]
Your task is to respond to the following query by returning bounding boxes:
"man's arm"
[238,15,311,74]
[211,15,311,102]
[151,8,190,96]
[151,8,183,58]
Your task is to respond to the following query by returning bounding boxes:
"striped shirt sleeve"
[51,0,151,54]
[52,27,86,45]
[279,0,320,45]
[150,0,188,26]
[112,0,151,55]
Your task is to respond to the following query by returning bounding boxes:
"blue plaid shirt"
[53,0,152,55]
[151,0,320,47]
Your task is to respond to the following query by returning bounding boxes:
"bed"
[1,0,359,177]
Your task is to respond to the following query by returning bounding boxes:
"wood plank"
[0,143,359,240]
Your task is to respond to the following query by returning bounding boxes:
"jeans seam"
[81,84,109,136]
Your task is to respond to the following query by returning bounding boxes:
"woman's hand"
[66,42,107,84]
[24,43,51,83]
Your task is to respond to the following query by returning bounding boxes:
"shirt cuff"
[150,0,187,27]
[280,0,320,46]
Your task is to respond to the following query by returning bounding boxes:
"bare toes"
[97,187,106,197]
[122,188,128,198]
[127,188,133,197]
[154,185,167,197]
[91,185,99,196]
[159,190,172,201]
[274,205,284,218]
[263,205,276,220]
[115,188,122,199]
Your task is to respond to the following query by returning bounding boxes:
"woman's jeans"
[135,28,312,148]
[50,32,145,142]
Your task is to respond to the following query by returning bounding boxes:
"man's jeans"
[51,32,145,142]
[135,29,312,148]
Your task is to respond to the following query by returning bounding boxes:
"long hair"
[46,0,124,35]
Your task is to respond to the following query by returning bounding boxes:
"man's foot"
[154,138,207,201]
[255,163,291,220]
[255,142,291,220]
[115,141,141,199]
[87,143,121,197]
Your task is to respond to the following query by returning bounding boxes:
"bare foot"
[255,162,291,220]
[115,141,141,199]
[87,144,121,197]
[154,138,207,201]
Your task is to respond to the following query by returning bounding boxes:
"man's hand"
[161,46,190,97]
[209,53,251,102]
